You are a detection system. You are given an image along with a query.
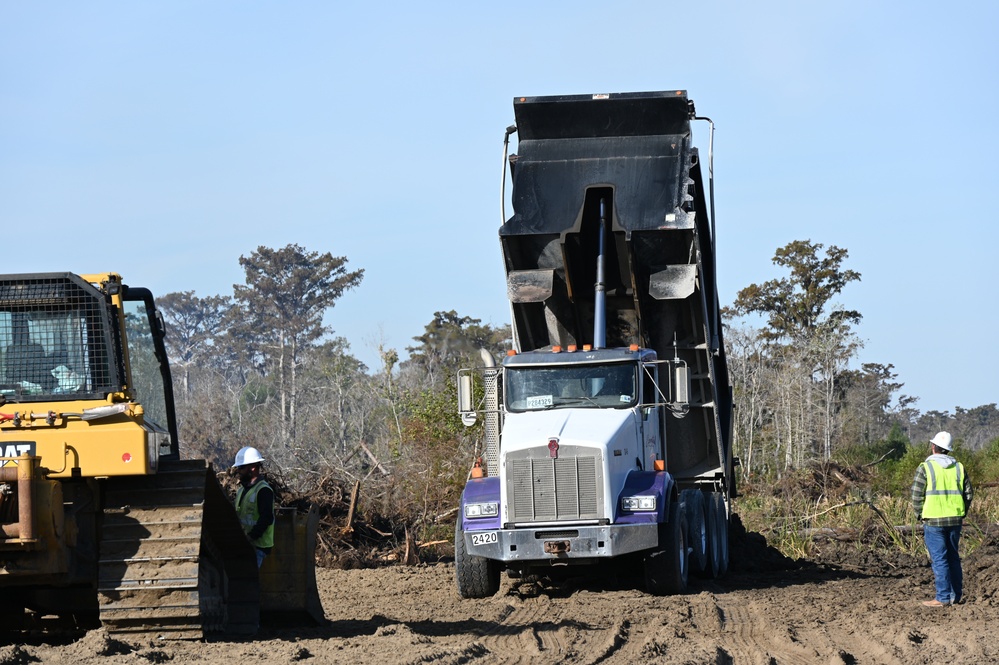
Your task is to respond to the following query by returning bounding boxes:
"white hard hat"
[233,446,265,468]
[930,432,953,451]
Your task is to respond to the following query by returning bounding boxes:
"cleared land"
[5,520,999,664]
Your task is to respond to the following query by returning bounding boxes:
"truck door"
[640,364,662,469]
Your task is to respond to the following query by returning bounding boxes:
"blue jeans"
[256,548,268,569]
[924,524,962,604]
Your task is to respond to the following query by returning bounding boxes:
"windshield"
[123,300,170,433]
[505,362,637,412]
[0,308,110,402]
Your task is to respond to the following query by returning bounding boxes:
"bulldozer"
[0,272,323,639]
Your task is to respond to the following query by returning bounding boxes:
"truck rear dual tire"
[454,521,500,599]
[704,491,729,578]
[644,499,688,595]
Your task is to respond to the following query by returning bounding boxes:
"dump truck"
[0,272,323,638]
[455,91,734,597]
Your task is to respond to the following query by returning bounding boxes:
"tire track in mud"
[710,594,831,665]
[474,596,575,663]
[427,589,632,664]
[586,619,630,664]
[397,595,579,664]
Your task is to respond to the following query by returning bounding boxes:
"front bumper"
[463,522,658,563]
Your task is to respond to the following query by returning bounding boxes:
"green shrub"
[869,444,928,496]
[972,437,999,485]
[837,423,909,468]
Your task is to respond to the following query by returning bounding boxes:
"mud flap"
[259,505,325,625]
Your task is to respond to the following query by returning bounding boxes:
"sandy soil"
[4,520,998,665]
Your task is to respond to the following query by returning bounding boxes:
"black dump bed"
[500,90,732,487]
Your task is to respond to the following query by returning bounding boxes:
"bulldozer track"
[97,459,259,639]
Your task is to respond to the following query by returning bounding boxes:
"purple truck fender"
[459,476,501,531]
[615,470,674,524]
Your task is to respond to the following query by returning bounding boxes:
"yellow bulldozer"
[0,272,323,638]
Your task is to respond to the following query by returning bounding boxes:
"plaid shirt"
[911,459,973,527]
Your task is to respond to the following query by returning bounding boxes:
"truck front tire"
[454,521,500,598]
[644,499,688,595]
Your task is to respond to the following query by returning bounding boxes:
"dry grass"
[736,468,999,560]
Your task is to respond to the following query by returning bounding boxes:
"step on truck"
[456,91,734,596]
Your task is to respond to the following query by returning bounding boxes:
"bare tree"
[158,291,233,397]
[232,244,363,447]
[728,240,866,468]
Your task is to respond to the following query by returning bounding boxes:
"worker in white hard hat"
[911,431,973,607]
[232,446,276,568]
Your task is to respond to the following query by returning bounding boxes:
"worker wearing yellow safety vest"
[911,432,973,607]
[233,446,276,568]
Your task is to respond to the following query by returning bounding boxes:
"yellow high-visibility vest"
[920,460,966,519]
[236,480,275,548]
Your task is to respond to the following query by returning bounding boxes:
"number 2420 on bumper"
[471,532,498,546]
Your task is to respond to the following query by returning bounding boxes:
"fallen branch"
[404,527,419,565]
[801,524,920,541]
[785,500,868,525]
[863,448,899,468]
[798,527,859,541]
[435,507,459,523]
[418,539,448,548]
[359,441,391,476]
[798,521,999,542]
[786,499,895,533]
[344,480,361,532]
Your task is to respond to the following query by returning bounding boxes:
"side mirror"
[458,373,477,427]
[671,361,690,406]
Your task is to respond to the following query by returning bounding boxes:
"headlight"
[621,495,657,512]
[464,502,499,518]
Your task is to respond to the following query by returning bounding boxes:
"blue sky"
[2,2,996,414]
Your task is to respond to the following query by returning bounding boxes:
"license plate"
[470,531,498,546]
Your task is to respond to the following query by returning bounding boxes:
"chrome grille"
[508,453,601,522]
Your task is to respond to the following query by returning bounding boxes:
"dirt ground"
[4,519,999,665]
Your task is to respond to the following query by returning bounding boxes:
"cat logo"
[0,442,36,467]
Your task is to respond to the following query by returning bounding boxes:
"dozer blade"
[259,505,325,626]
[97,459,259,639]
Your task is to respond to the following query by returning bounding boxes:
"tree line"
[724,239,999,480]
[158,241,998,533]
[158,243,508,535]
